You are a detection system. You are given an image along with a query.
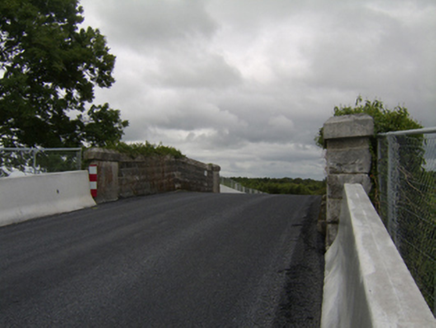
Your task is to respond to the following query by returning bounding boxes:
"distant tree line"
[230,177,326,195]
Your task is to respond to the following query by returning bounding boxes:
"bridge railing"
[377,127,436,315]
[220,177,266,194]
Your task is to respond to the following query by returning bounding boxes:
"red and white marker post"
[88,164,97,198]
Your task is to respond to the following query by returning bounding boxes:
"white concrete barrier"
[0,171,96,227]
[321,183,436,328]
[219,184,244,194]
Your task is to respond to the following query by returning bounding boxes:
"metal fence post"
[32,148,38,174]
[387,135,400,247]
[77,148,82,170]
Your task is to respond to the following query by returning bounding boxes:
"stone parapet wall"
[322,114,374,246]
[118,156,177,198]
[84,148,220,203]
[175,158,213,192]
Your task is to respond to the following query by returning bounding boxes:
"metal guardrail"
[220,177,266,194]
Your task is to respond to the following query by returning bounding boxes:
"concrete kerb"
[0,171,96,227]
[321,184,436,327]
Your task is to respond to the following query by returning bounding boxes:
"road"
[0,192,324,327]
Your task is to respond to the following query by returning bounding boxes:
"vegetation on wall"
[315,96,422,148]
[315,96,423,207]
[106,142,185,159]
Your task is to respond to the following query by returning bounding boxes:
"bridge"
[1,114,435,327]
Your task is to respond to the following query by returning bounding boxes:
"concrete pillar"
[211,164,221,193]
[323,114,374,246]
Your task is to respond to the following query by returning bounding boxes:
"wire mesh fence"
[378,128,436,316]
[0,148,82,177]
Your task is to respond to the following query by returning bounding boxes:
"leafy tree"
[0,0,128,148]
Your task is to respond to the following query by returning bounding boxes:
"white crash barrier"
[0,171,96,227]
[321,183,436,328]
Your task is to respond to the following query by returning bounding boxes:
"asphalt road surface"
[0,192,325,327]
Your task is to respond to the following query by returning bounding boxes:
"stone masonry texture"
[84,148,220,203]
[323,114,374,246]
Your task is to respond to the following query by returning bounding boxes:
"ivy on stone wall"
[315,96,423,209]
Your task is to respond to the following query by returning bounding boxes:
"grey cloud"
[191,142,325,179]
[85,0,218,49]
[157,52,242,89]
[80,0,436,179]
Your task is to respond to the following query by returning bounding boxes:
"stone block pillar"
[323,114,374,246]
[83,148,120,203]
[211,164,221,193]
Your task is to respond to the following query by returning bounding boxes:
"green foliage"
[315,96,422,148]
[36,151,81,172]
[106,141,185,159]
[315,96,423,207]
[81,103,128,147]
[231,177,326,195]
[0,0,128,148]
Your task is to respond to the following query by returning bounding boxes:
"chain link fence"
[0,148,82,177]
[377,128,436,315]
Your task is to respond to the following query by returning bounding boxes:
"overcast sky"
[79,0,436,180]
